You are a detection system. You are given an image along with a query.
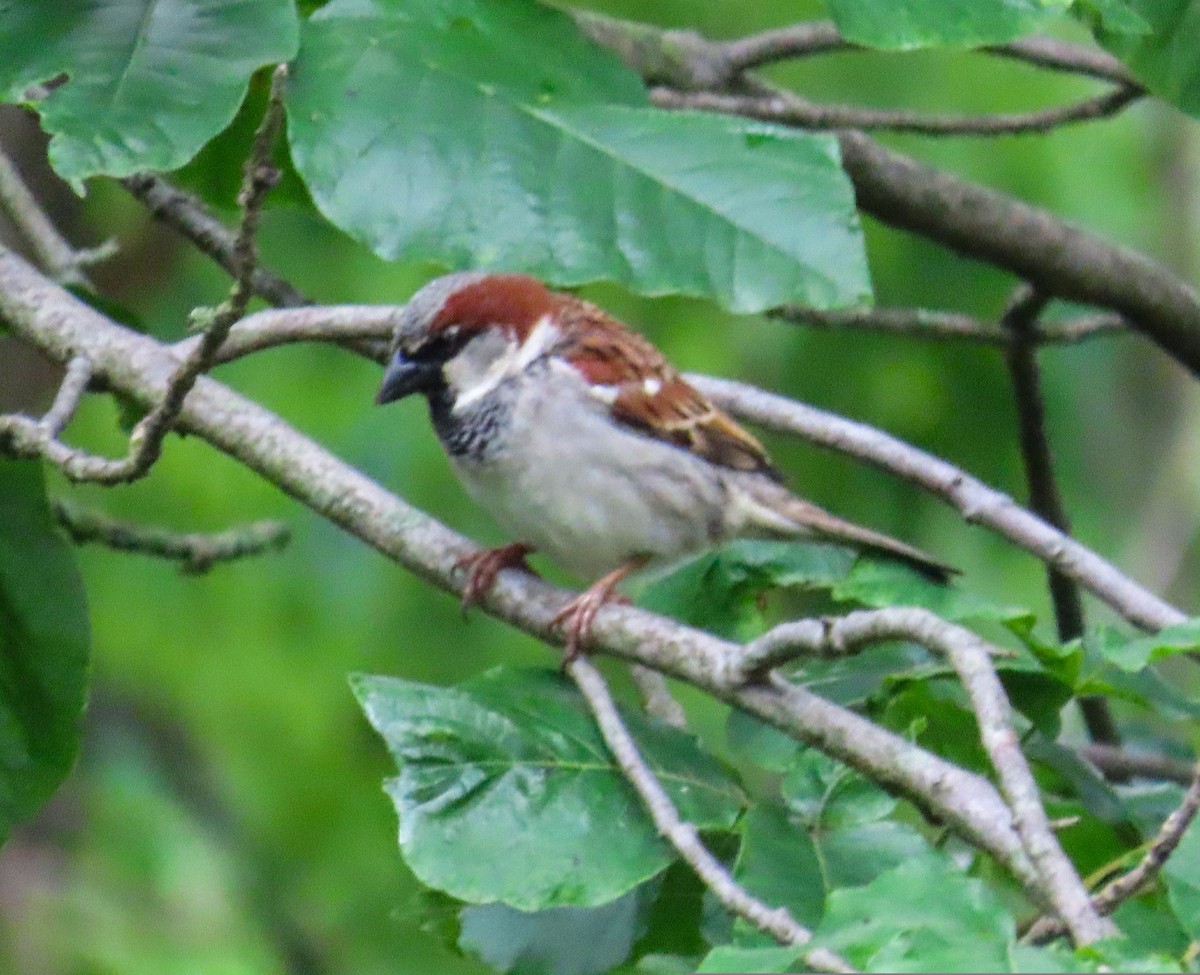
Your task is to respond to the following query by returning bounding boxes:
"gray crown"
[393,270,490,349]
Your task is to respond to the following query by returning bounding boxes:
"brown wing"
[552,296,779,478]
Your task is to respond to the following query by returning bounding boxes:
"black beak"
[376,350,441,405]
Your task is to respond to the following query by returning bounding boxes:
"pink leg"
[453,542,537,613]
[550,558,645,661]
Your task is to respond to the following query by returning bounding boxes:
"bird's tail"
[729,476,956,582]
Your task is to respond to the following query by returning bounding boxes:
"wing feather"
[552,297,778,477]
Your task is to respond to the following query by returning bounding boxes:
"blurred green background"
[1,1,1198,973]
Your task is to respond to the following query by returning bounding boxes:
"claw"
[550,558,644,663]
[453,543,536,614]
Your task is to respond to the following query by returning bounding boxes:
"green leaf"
[0,461,90,843]
[0,0,299,189]
[815,857,1016,972]
[781,751,932,889]
[725,709,800,774]
[286,0,871,313]
[1073,0,1154,33]
[824,0,1065,49]
[832,559,1035,632]
[882,680,991,774]
[1087,619,1200,672]
[733,805,826,930]
[352,667,743,910]
[639,540,855,640]
[731,769,933,943]
[458,883,654,975]
[1094,0,1200,116]
[1163,814,1200,940]
[695,945,802,973]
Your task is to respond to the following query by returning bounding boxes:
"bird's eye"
[410,328,471,364]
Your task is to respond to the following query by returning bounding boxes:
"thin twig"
[627,664,688,728]
[1001,286,1120,746]
[0,147,94,286]
[748,608,1113,945]
[173,305,400,365]
[120,174,308,309]
[1081,745,1197,787]
[572,13,1139,89]
[651,84,1142,137]
[984,36,1141,88]
[724,21,846,71]
[53,500,290,573]
[772,305,1125,345]
[690,374,1185,633]
[1,65,291,486]
[582,14,1200,376]
[38,355,92,437]
[567,656,856,972]
[1026,764,1200,943]
[1093,766,1200,913]
[738,614,1012,679]
[0,244,1051,905]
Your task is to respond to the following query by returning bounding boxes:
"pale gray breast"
[445,362,732,578]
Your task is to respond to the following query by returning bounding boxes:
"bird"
[376,272,953,658]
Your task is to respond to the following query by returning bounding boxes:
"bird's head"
[375,271,561,406]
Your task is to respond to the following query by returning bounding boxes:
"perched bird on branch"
[377,272,952,656]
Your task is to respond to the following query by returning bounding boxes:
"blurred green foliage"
[1,0,1199,973]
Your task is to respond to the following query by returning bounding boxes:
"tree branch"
[571,13,1139,89]
[627,664,688,729]
[579,14,1200,377]
[1,66,289,486]
[568,657,856,972]
[651,84,1142,138]
[689,374,1185,632]
[0,147,111,286]
[1025,763,1200,943]
[737,608,1114,944]
[984,36,1141,88]
[1001,287,1120,746]
[772,304,1125,345]
[1081,744,1198,786]
[38,354,92,437]
[835,128,1200,375]
[122,172,307,309]
[53,500,290,573]
[0,243,1050,906]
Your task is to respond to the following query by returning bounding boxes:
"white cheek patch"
[642,377,662,396]
[451,315,561,412]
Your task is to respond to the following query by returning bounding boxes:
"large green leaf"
[814,857,1016,972]
[1095,0,1200,116]
[0,0,298,189]
[352,667,743,910]
[824,0,1065,48]
[286,0,871,313]
[458,883,653,975]
[0,461,90,843]
[730,753,933,943]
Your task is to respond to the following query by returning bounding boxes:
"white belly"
[448,369,727,580]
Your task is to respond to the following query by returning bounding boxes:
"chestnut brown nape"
[431,274,560,340]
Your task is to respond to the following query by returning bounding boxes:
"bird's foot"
[454,542,537,614]
[550,560,642,664]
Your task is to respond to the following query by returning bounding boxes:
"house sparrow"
[377,272,952,657]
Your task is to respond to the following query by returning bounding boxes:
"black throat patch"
[427,384,509,463]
